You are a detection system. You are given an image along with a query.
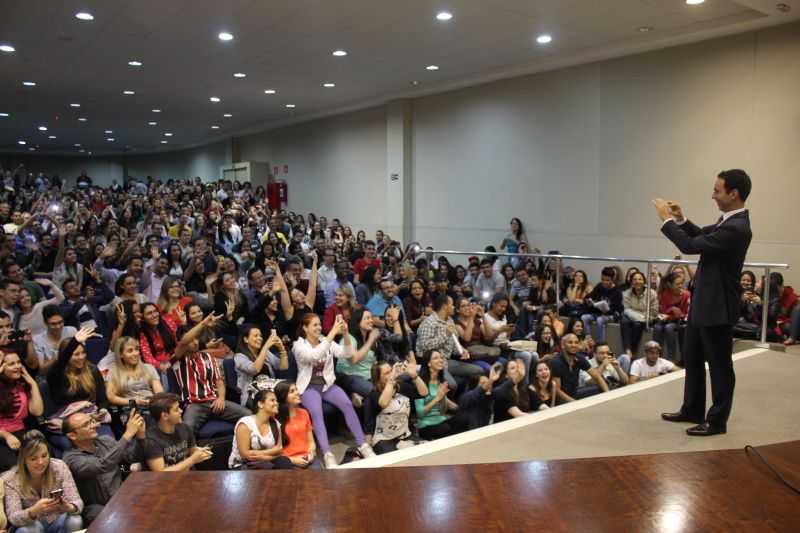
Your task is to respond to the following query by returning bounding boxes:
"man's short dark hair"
[61,277,78,291]
[718,169,751,201]
[150,392,180,422]
[432,293,451,312]
[62,413,80,435]
[42,304,62,323]
[601,267,616,279]
[0,280,19,291]
[247,267,264,281]
[479,258,493,267]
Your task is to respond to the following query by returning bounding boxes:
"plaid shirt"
[415,313,456,359]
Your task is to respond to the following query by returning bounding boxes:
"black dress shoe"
[686,422,727,436]
[661,411,704,424]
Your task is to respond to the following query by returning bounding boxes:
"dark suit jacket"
[661,211,751,326]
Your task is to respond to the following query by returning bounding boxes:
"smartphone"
[270,329,277,337]
[49,488,63,499]
[8,330,25,341]
[129,399,137,411]
[492,362,504,374]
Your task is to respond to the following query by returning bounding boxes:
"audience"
[0,175,779,496]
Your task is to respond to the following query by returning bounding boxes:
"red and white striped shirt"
[172,351,221,404]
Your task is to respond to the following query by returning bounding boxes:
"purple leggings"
[301,382,365,453]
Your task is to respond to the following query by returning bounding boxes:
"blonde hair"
[16,430,54,500]
[336,285,357,315]
[57,338,97,401]
[109,336,152,397]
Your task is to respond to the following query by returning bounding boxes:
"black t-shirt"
[279,305,312,341]
[493,381,542,423]
[143,423,196,469]
[549,352,592,399]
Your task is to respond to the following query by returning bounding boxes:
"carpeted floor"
[347,348,800,468]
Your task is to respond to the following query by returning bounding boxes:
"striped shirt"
[172,351,221,404]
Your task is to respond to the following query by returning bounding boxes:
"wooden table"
[89,440,800,532]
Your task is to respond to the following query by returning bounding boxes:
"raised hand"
[75,326,98,343]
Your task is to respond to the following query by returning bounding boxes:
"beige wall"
[237,106,388,234]
[410,22,800,277]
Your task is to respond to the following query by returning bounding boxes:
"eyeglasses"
[73,418,98,431]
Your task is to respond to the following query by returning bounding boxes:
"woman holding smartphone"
[1,430,83,532]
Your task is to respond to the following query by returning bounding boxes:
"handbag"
[465,344,502,360]
[247,375,285,397]
[46,401,111,435]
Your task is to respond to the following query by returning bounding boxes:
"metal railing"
[422,250,789,345]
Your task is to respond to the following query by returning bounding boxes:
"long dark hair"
[273,381,295,447]
[0,352,31,416]
[113,300,142,338]
[251,389,283,446]
[361,265,380,292]
[348,308,370,347]
[141,303,176,355]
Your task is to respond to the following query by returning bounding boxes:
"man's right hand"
[124,409,146,439]
[667,201,684,222]
[191,446,213,465]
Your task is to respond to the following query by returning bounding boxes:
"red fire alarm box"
[267,181,288,211]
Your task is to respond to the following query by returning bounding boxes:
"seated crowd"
[0,171,776,531]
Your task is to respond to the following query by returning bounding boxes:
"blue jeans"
[334,373,372,398]
[15,513,84,533]
[652,321,681,358]
[788,305,800,340]
[581,313,616,343]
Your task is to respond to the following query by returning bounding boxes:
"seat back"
[222,358,237,391]
[85,336,111,365]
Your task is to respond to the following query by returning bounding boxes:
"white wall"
[238,106,388,233]
[125,141,228,183]
[411,22,800,277]
[1,154,124,188]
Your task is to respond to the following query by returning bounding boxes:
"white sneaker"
[358,442,376,459]
[350,393,363,408]
[323,452,338,469]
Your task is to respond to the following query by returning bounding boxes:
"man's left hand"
[211,397,226,414]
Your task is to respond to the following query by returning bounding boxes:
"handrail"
[420,249,789,345]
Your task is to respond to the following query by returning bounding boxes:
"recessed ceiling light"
[17,141,26,145]
[436,12,453,21]
[123,90,135,95]
[286,104,296,108]
[78,117,87,122]
[323,83,335,88]
[128,60,142,67]
[223,113,232,117]
[264,89,276,94]
[107,138,115,141]
[74,143,81,147]
[161,140,168,144]
[0,113,8,117]
[152,109,161,113]
[79,149,85,153]
[536,34,552,44]
[75,12,94,21]
[210,97,221,102]
[637,25,654,33]
[28,147,35,151]
[48,135,56,139]
[38,126,48,131]
[211,125,219,129]
[218,32,233,41]
[426,65,439,70]
[22,81,36,86]
[105,130,113,134]
[70,103,81,108]
[148,121,157,125]
[332,50,347,57]
[234,73,246,78]
[164,132,173,137]
[685,0,705,4]
[0,44,14,53]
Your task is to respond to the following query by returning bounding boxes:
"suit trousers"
[681,323,735,426]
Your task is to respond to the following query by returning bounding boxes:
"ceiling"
[0,0,797,156]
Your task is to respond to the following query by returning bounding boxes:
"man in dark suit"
[652,169,752,436]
